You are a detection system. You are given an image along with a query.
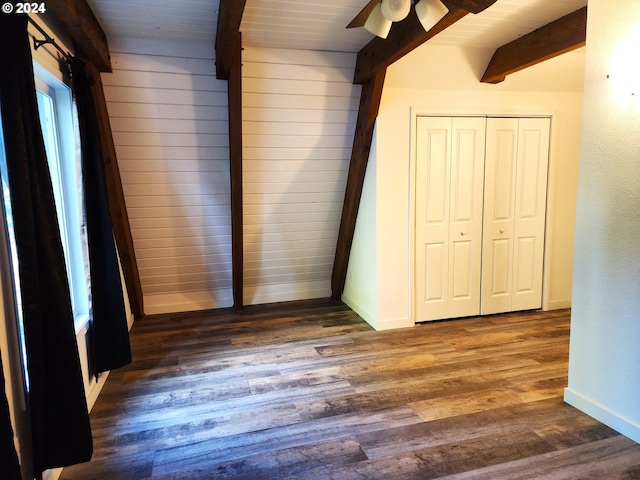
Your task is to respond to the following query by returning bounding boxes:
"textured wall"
[565,0,640,443]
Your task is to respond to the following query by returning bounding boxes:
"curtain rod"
[27,16,74,63]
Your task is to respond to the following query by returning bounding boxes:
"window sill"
[74,313,90,335]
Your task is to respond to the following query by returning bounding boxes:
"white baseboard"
[341,293,412,331]
[127,311,135,330]
[244,280,330,306]
[144,283,333,315]
[375,316,413,331]
[341,293,377,329]
[43,467,62,480]
[144,289,233,315]
[564,387,640,444]
[547,298,572,310]
[86,370,111,412]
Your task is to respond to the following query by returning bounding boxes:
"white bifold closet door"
[481,117,550,315]
[415,116,486,322]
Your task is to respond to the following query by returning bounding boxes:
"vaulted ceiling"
[68,0,588,313]
[87,0,588,54]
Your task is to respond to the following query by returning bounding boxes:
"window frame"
[33,62,90,331]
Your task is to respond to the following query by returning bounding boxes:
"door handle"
[500,229,505,234]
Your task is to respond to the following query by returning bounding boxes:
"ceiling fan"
[347,0,450,39]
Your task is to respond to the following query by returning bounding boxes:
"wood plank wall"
[102,38,233,315]
[242,47,360,304]
[102,40,360,314]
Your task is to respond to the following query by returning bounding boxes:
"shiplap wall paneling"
[102,38,233,315]
[242,47,360,304]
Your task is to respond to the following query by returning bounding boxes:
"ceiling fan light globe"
[415,0,449,32]
[380,0,411,22]
[364,4,393,38]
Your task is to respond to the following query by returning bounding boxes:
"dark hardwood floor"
[60,300,640,479]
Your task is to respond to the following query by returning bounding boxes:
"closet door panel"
[425,243,446,303]
[514,236,536,293]
[415,117,451,320]
[512,117,550,311]
[416,116,550,321]
[492,128,517,222]
[482,118,518,315]
[448,117,485,318]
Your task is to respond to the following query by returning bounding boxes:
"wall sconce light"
[363,0,450,39]
[607,74,638,97]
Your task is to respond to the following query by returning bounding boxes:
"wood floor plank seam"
[59,302,640,479]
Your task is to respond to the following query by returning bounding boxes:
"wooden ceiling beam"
[215,1,246,306]
[353,0,497,84]
[46,0,111,72]
[481,6,587,84]
[333,0,496,301]
[216,0,247,80]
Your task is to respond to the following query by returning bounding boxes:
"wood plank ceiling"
[87,0,589,54]
[83,0,587,314]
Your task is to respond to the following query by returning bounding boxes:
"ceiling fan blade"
[347,0,380,28]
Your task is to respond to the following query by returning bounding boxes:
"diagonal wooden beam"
[47,0,111,72]
[215,0,247,80]
[331,69,386,300]
[333,0,497,300]
[353,0,497,84]
[482,6,587,84]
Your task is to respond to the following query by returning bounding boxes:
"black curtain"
[0,353,21,480]
[70,59,131,374]
[0,12,93,477]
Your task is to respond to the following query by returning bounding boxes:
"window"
[0,64,90,391]
[33,64,90,327]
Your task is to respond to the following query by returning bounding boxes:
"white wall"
[344,43,584,330]
[564,0,640,444]
[103,37,233,315]
[103,42,361,313]
[343,126,378,327]
[241,47,360,304]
